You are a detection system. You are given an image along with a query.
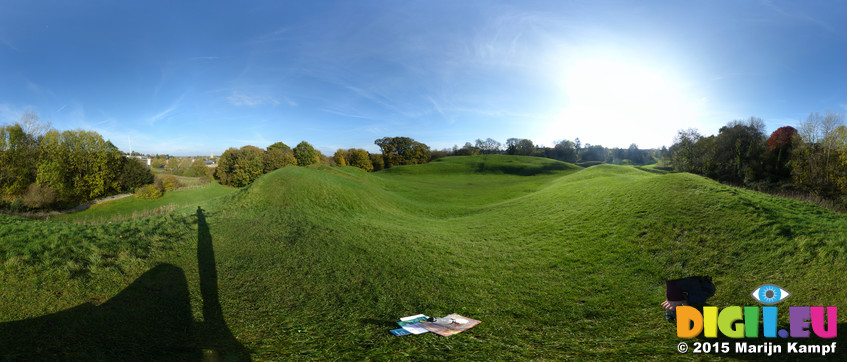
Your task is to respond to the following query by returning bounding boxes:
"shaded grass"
[1,210,195,276]
[2,156,846,360]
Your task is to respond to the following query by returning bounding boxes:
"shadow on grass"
[0,207,250,360]
[195,206,251,361]
[473,159,573,176]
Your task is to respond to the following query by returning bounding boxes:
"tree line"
[214,136,432,186]
[435,137,663,166]
[668,111,847,203]
[1,112,154,210]
[13,107,844,209]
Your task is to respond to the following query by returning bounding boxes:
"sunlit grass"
[52,181,235,224]
[2,156,846,359]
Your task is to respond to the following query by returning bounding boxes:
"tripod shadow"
[0,207,250,361]
[195,206,251,361]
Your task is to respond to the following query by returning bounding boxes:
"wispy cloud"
[227,92,280,107]
[187,56,221,61]
[283,96,298,107]
[245,27,292,46]
[148,95,184,125]
[761,1,844,39]
[344,86,428,119]
[321,108,382,121]
[25,80,39,93]
[91,126,210,156]
[0,37,20,52]
[346,86,393,109]
[450,107,547,121]
[0,103,24,123]
[426,96,449,122]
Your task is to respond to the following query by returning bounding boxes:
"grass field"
[153,172,213,189]
[1,155,845,360]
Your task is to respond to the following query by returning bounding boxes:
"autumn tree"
[267,141,291,153]
[293,141,320,166]
[552,140,578,163]
[119,158,155,191]
[456,142,480,156]
[580,144,606,162]
[373,137,431,167]
[18,110,52,138]
[0,123,38,195]
[710,118,767,182]
[369,153,385,171]
[1,113,154,207]
[792,110,846,197]
[764,126,797,180]
[475,138,501,154]
[151,156,167,168]
[505,138,535,156]
[188,158,210,178]
[264,143,296,173]
[346,148,373,171]
[36,129,125,200]
[333,149,348,166]
[669,128,701,172]
[692,135,717,176]
[215,146,265,187]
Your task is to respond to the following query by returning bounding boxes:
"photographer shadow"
[0,207,250,361]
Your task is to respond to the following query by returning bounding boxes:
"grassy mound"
[2,156,846,359]
[383,154,579,176]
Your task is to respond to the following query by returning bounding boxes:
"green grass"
[154,173,213,188]
[51,181,236,224]
[1,156,846,360]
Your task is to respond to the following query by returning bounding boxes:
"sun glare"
[547,57,702,148]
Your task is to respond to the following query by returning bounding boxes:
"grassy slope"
[1,155,846,360]
[51,181,235,224]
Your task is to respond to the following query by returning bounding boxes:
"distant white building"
[126,154,152,167]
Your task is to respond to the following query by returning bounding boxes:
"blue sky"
[2,1,847,156]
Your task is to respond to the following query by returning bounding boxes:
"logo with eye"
[751,284,791,305]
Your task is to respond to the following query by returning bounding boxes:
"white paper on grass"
[400,314,426,321]
[401,324,429,334]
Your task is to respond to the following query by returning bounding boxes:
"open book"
[417,314,481,337]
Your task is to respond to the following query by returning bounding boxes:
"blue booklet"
[390,328,412,336]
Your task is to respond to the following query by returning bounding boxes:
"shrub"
[119,158,154,192]
[9,198,24,212]
[21,183,57,209]
[157,175,182,191]
[135,184,163,199]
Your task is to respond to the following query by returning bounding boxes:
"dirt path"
[1,193,133,218]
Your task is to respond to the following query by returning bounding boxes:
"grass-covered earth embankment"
[1,155,845,360]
